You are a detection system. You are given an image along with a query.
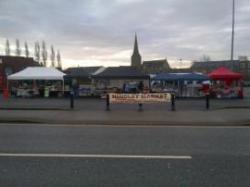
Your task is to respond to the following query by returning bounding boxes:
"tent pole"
[178,81,180,97]
[33,80,35,89]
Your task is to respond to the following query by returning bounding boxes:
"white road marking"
[0,123,249,129]
[0,153,192,160]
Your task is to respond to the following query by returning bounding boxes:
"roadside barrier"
[0,90,210,111]
[138,103,143,111]
[171,94,176,111]
[106,94,110,111]
[206,94,210,110]
[105,93,212,111]
[70,90,74,109]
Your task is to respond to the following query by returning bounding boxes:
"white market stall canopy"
[8,67,66,80]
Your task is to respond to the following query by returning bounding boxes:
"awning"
[153,73,209,81]
[208,67,243,80]
[8,67,66,80]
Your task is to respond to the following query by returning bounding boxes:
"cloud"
[0,0,249,68]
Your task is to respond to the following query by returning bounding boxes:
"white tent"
[8,67,66,93]
[8,67,65,80]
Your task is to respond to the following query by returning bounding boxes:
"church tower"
[131,34,142,68]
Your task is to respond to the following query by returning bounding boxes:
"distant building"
[169,68,192,73]
[130,35,171,74]
[0,55,40,90]
[238,60,250,81]
[191,60,240,74]
[238,56,248,61]
[131,34,142,68]
[142,59,170,74]
[191,59,250,81]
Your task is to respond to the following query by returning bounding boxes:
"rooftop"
[92,66,149,79]
[64,66,102,78]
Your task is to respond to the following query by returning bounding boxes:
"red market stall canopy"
[208,67,243,80]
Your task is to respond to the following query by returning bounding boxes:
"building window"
[240,63,246,69]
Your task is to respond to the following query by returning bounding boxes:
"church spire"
[133,33,139,54]
[131,33,141,68]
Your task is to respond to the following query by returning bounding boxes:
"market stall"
[152,73,209,97]
[64,66,103,97]
[7,67,66,98]
[92,66,150,96]
[208,67,243,99]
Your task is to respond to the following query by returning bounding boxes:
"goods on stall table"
[44,87,49,97]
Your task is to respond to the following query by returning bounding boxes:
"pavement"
[0,124,250,186]
[0,97,250,125]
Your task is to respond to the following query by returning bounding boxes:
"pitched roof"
[142,59,170,71]
[143,59,169,66]
[0,55,40,66]
[64,66,102,78]
[92,66,149,79]
[8,67,65,80]
[143,59,167,64]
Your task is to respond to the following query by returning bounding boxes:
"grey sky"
[0,0,249,68]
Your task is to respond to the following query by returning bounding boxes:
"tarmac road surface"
[0,124,250,187]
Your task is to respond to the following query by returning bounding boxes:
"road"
[0,124,250,186]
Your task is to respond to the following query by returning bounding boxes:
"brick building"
[0,56,40,90]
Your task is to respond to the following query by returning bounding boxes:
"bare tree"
[15,39,21,56]
[42,41,47,67]
[24,41,29,58]
[200,55,211,62]
[50,45,55,67]
[57,50,62,70]
[5,39,10,56]
[34,42,40,63]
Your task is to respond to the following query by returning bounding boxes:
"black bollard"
[70,91,74,109]
[138,103,143,111]
[106,94,110,111]
[171,94,176,111]
[206,94,210,110]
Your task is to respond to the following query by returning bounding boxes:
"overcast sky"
[0,0,249,68]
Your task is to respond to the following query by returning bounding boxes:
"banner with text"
[109,93,171,104]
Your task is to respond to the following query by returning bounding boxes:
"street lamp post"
[231,0,235,69]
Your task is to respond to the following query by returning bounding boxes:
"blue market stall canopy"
[153,73,209,81]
